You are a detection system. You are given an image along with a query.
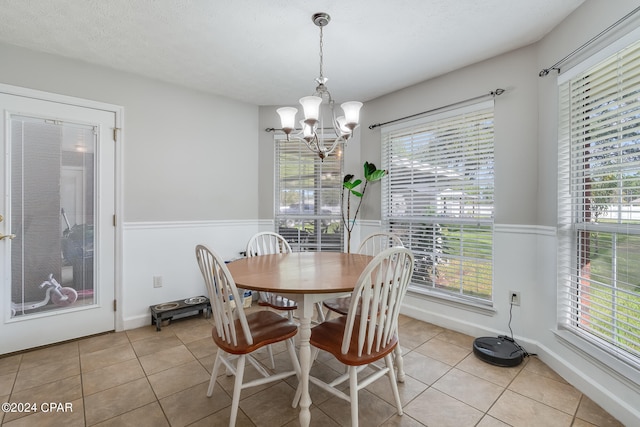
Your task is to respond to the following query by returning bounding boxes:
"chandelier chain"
[318,26,324,81]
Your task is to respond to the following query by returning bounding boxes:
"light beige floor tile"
[0,355,22,376]
[18,341,79,371]
[455,353,522,387]
[82,358,145,396]
[125,325,160,342]
[404,387,484,427]
[318,388,400,427]
[269,345,299,373]
[522,357,567,384]
[574,395,624,427]
[184,336,217,360]
[476,415,511,426]
[284,360,344,406]
[400,351,451,386]
[435,330,476,349]
[240,382,300,427]
[12,357,80,392]
[138,344,196,375]
[508,369,581,415]
[186,405,255,427]
[398,320,443,350]
[80,343,137,373]
[159,382,231,427]
[170,318,213,344]
[78,332,130,355]
[3,375,81,423]
[364,370,428,407]
[199,354,216,375]
[281,407,341,427]
[131,334,183,358]
[414,337,471,366]
[84,377,156,425]
[379,413,426,426]
[0,372,16,396]
[433,368,503,412]
[571,419,598,427]
[92,401,169,427]
[488,389,573,427]
[147,359,209,399]
[215,361,280,400]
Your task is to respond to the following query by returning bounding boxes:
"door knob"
[0,233,16,240]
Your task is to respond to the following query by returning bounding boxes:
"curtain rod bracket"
[538,68,560,77]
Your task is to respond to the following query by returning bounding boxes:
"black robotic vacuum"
[473,336,525,367]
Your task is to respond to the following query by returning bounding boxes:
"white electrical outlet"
[153,275,163,288]
[510,291,521,306]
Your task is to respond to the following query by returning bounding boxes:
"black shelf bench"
[150,296,211,331]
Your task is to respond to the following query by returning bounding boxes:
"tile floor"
[0,307,624,427]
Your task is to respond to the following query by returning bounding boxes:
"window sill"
[553,328,640,392]
[407,285,496,316]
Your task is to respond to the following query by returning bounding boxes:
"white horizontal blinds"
[275,137,343,252]
[558,38,640,361]
[382,103,494,302]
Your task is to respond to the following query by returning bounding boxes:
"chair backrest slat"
[195,244,252,347]
[342,247,414,357]
[246,232,292,257]
[358,232,403,256]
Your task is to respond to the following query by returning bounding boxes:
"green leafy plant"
[342,161,387,252]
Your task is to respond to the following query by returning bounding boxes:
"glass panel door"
[1,90,116,354]
[10,116,96,317]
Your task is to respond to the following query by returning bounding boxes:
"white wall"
[0,42,259,222]
[121,219,270,329]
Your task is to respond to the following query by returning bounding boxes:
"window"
[558,38,640,364]
[381,102,495,303]
[275,136,343,251]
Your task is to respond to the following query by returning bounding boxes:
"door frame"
[0,83,124,332]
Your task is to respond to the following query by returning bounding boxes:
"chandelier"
[276,13,362,160]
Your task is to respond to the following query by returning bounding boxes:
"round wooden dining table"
[226,251,373,427]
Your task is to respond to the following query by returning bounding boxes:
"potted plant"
[341,161,387,253]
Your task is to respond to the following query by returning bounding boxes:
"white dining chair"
[322,232,407,382]
[195,244,301,427]
[246,231,325,323]
[295,247,415,427]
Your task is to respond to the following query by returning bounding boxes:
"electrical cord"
[504,301,536,358]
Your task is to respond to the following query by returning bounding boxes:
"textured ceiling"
[0,0,585,106]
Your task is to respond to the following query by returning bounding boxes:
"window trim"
[556,31,640,369]
[273,134,344,252]
[381,100,495,305]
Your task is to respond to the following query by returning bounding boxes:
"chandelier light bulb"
[277,107,298,134]
[299,96,322,126]
[301,121,315,142]
[336,116,350,136]
[340,101,363,130]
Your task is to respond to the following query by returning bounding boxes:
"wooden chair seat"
[258,293,298,311]
[310,316,398,366]
[322,296,352,316]
[213,310,298,355]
